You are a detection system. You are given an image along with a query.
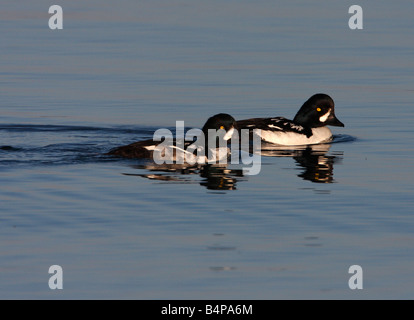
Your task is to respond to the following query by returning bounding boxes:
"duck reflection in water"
[123,162,245,191]
[258,142,342,183]
[199,164,244,190]
[120,141,341,188]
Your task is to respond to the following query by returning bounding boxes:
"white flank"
[260,127,333,146]
[144,145,156,151]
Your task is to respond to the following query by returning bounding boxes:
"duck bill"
[327,114,345,127]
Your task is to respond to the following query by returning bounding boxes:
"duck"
[107,113,237,165]
[236,94,344,146]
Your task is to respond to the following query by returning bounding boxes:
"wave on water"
[332,134,357,144]
[0,124,158,167]
[0,124,155,134]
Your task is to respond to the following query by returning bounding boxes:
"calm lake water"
[1,1,414,299]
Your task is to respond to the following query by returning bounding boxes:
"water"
[1,0,414,299]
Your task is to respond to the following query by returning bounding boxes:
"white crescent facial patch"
[319,109,331,123]
[223,127,235,141]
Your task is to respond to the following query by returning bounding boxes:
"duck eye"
[316,107,321,112]
[220,125,225,130]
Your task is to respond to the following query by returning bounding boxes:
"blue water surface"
[1,0,414,299]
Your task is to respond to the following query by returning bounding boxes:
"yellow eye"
[220,126,224,130]
[316,107,321,112]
